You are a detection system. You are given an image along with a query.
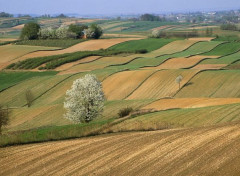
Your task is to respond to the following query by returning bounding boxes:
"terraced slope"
[33,68,124,107]
[146,55,219,70]
[0,74,70,107]
[55,56,101,72]
[7,104,70,131]
[109,41,221,71]
[147,40,198,57]
[110,103,240,130]
[225,60,240,70]
[17,38,142,61]
[143,98,240,111]
[0,45,58,70]
[176,70,240,98]
[200,51,240,65]
[127,69,200,100]
[1,122,240,176]
[103,70,155,100]
[202,42,240,56]
[59,55,137,74]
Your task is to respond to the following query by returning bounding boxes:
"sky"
[0,0,240,15]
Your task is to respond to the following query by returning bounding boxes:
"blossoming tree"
[64,74,105,123]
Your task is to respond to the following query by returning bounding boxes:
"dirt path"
[1,123,240,176]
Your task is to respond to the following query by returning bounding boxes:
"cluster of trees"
[140,14,166,21]
[20,22,103,40]
[0,12,13,17]
[220,23,239,31]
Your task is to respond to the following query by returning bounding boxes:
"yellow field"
[127,69,200,100]
[0,45,59,70]
[103,70,155,100]
[16,38,142,61]
[1,122,240,176]
[146,55,219,69]
[148,40,198,57]
[143,98,240,111]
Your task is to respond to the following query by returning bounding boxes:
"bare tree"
[25,89,34,107]
[0,105,9,134]
[176,75,183,90]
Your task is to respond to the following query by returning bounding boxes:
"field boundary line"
[124,70,162,100]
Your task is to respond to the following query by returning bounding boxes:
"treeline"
[0,12,13,18]
[140,14,166,22]
[220,23,239,31]
[20,22,103,40]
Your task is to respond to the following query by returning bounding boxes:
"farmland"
[0,15,240,175]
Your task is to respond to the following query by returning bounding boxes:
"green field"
[200,51,240,64]
[0,71,58,92]
[202,42,240,56]
[15,39,85,48]
[109,38,176,52]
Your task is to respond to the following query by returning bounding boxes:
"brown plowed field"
[143,98,240,111]
[17,38,142,61]
[1,123,240,176]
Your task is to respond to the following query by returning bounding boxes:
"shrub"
[38,28,56,39]
[84,24,103,39]
[20,22,40,40]
[118,107,133,118]
[135,49,148,54]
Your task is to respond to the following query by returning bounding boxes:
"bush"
[84,24,103,39]
[20,22,40,40]
[135,49,148,54]
[68,24,88,39]
[38,28,56,39]
[118,107,133,118]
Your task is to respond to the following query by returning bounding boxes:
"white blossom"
[64,74,105,123]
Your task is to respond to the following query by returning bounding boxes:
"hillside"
[1,122,240,176]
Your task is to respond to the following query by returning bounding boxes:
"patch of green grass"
[201,51,240,64]
[202,42,240,56]
[0,119,113,147]
[15,39,85,48]
[109,38,176,52]
[0,71,58,92]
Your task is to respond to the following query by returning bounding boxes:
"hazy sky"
[0,0,240,15]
